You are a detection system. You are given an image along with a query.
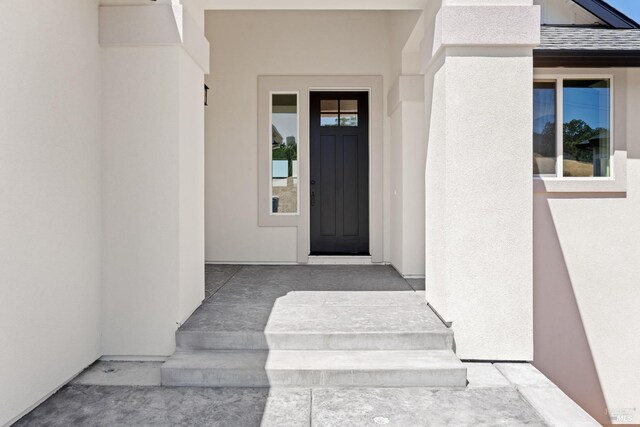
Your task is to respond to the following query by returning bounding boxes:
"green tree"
[272,141,297,177]
[563,119,597,162]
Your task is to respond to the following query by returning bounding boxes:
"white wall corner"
[99,5,182,45]
[400,75,425,103]
[178,5,210,74]
[389,75,425,116]
[430,8,444,63]
[388,78,401,116]
[99,4,209,73]
[401,12,426,75]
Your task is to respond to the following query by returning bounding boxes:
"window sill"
[534,151,627,194]
[533,176,626,193]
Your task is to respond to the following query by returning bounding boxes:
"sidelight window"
[271,93,299,214]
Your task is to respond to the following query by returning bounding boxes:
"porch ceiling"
[202,0,427,10]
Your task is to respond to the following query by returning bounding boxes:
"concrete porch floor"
[14,265,598,426]
[203,264,425,301]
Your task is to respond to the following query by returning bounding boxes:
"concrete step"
[264,296,453,350]
[175,292,453,351]
[161,349,467,388]
[176,329,268,351]
[266,349,467,387]
[162,350,269,387]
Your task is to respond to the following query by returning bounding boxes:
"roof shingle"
[538,25,640,51]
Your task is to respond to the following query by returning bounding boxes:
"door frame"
[257,75,383,263]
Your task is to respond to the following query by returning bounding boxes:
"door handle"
[311,191,315,207]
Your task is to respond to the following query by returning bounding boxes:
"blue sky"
[534,84,610,133]
[273,113,297,143]
[603,0,640,22]
[563,87,609,130]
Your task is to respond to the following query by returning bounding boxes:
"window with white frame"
[270,92,299,214]
[533,77,612,178]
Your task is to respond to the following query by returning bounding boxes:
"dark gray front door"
[310,91,369,255]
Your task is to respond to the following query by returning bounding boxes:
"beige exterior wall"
[534,68,640,425]
[204,11,395,264]
[0,1,102,424]
[388,12,428,277]
[101,5,207,357]
[204,10,427,274]
[389,92,427,277]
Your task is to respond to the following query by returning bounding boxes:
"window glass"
[321,100,339,112]
[340,114,358,126]
[533,82,557,176]
[563,79,610,177]
[340,99,358,113]
[320,100,339,127]
[271,94,298,213]
[321,113,339,127]
[320,98,359,127]
[340,99,358,126]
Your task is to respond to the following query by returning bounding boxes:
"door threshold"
[307,255,372,265]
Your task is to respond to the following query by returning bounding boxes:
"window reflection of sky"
[272,113,297,143]
[534,85,609,132]
[533,86,555,133]
[563,87,609,130]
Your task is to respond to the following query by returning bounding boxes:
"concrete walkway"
[14,266,599,426]
[15,360,598,426]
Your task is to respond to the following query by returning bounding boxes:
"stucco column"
[423,1,539,360]
[389,75,426,277]
[100,3,209,356]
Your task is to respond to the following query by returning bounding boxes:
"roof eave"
[534,49,640,67]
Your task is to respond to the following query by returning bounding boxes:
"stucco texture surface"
[533,68,640,424]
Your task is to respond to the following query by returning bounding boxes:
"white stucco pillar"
[423,1,539,360]
[100,3,209,356]
[389,75,426,277]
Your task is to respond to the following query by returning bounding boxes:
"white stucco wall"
[388,12,428,277]
[425,63,448,315]
[204,11,392,263]
[423,1,537,360]
[0,1,102,424]
[534,68,640,425]
[388,12,423,88]
[400,101,427,276]
[389,96,427,277]
[101,45,205,357]
[100,5,206,356]
[390,107,405,271]
[101,46,182,356]
[179,49,206,321]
